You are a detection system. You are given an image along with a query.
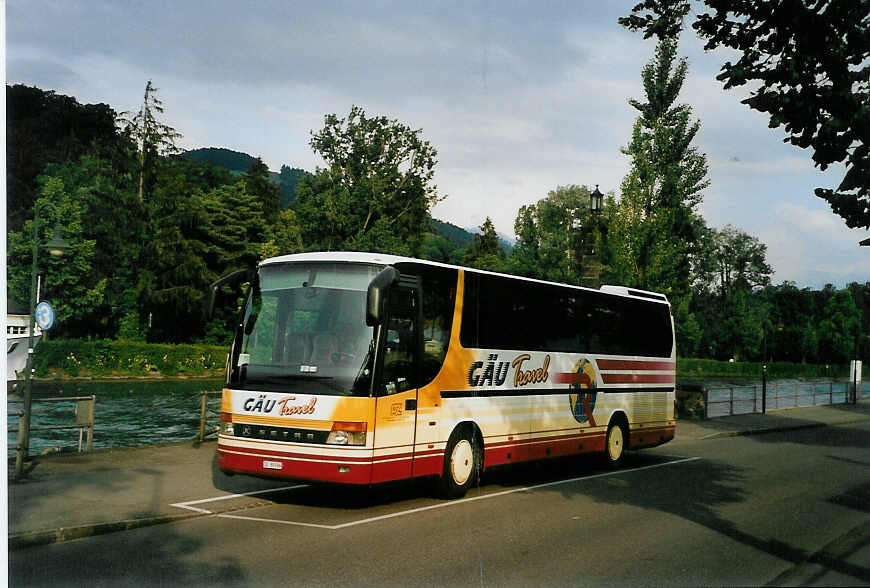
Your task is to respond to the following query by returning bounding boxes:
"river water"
[7,379,223,456]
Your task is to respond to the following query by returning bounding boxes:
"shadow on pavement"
[9,518,249,588]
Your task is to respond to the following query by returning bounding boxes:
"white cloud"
[759,203,870,287]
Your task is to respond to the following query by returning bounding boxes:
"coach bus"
[209,251,675,498]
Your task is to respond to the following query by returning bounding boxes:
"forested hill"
[181,147,488,249]
[182,147,308,208]
[182,147,259,173]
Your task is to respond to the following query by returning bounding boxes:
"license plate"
[263,460,283,470]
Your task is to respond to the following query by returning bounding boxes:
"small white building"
[7,299,41,381]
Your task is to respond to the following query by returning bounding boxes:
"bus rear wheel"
[604,420,628,468]
[439,426,481,499]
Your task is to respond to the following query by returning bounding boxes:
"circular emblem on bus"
[568,358,597,424]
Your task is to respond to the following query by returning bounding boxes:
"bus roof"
[260,251,670,305]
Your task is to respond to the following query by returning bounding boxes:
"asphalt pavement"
[8,401,870,552]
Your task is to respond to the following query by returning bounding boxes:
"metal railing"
[705,380,866,418]
[8,395,96,458]
[199,390,223,442]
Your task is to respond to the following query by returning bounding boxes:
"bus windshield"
[233,262,384,396]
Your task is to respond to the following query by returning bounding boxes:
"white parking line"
[170,484,308,514]
[180,456,701,530]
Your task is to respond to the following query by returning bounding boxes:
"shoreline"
[9,374,224,389]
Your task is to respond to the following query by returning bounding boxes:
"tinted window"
[395,263,458,386]
[461,273,672,357]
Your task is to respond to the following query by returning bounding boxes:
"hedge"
[33,340,227,378]
[676,358,864,379]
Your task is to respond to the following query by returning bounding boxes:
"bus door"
[372,277,422,483]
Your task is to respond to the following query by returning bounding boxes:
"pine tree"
[126,80,182,202]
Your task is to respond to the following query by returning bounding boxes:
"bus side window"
[418,266,457,386]
[381,288,418,395]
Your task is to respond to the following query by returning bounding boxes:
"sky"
[6,0,869,288]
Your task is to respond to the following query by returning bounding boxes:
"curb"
[8,512,206,550]
[697,416,870,441]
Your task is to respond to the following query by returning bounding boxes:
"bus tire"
[439,426,481,499]
[604,419,628,469]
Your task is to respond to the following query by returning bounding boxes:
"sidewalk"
[673,401,870,443]
[8,402,870,551]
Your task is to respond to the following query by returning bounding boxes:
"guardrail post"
[87,396,94,451]
[75,395,95,453]
[199,391,208,443]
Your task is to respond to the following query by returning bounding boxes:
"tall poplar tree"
[620,0,870,230]
[606,37,709,299]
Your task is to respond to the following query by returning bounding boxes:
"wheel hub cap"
[451,439,474,485]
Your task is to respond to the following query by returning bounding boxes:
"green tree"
[244,157,280,221]
[278,165,309,208]
[125,80,182,202]
[762,282,819,363]
[817,286,860,363]
[294,105,443,255]
[419,232,462,264]
[509,185,593,284]
[620,0,870,229]
[6,84,131,232]
[693,224,772,299]
[38,154,143,337]
[463,217,506,271]
[7,178,105,338]
[136,159,212,342]
[260,209,304,260]
[605,37,709,301]
[203,180,270,274]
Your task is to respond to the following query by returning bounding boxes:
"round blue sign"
[35,301,55,330]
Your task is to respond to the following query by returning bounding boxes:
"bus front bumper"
[217,440,375,485]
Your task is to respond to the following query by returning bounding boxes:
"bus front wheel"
[439,426,481,499]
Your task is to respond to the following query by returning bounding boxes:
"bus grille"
[234,423,330,444]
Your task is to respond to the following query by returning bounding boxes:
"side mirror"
[366,267,399,326]
[206,268,254,320]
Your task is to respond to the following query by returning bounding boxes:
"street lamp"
[15,202,70,479]
[590,184,603,215]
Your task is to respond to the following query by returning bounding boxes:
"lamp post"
[15,202,70,479]
[762,327,767,414]
[578,185,605,289]
[590,184,603,215]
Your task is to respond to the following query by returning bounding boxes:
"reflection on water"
[7,379,223,455]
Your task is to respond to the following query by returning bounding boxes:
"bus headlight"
[326,421,366,446]
[219,412,234,436]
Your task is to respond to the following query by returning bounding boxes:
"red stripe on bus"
[596,360,675,371]
[552,372,594,385]
[217,450,374,484]
[601,373,675,384]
